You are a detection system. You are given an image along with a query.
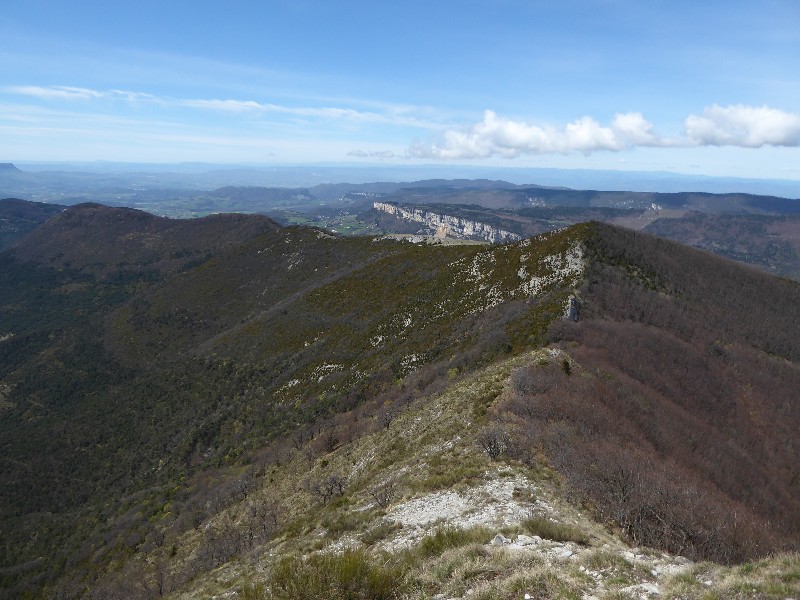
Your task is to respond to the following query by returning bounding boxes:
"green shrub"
[581,549,632,571]
[321,510,370,537]
[266,548,407,600]
[504,569,583,600]
[522,516,589,545]
[410,461,484,494]
[239,582,267,600]
[361,520,402,546]
[416,525,493,558]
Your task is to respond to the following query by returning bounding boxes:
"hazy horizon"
[4,160,800,198]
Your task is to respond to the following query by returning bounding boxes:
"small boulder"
[490,533,511,546]
[621,582,661,598]
[554,547,574,559]
[516,534,542,546]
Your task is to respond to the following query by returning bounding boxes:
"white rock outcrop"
[374,202,520,244]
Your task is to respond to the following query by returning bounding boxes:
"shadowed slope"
[0,198,64,250]
[10,202,280,277]
[502,223,800,563]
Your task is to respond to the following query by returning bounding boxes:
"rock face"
[563,295,580,322]
[374,202,520,243]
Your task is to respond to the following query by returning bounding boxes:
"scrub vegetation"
[0,204,798,598]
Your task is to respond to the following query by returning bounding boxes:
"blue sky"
[1,0,799,179]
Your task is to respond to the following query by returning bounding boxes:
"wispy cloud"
[6,85,157,103]
[176,98,268,112]
[5,83,799,169]
[409,106,800,159]
[108,89,158,101]
[6,85,105,100]
[192,100,440,129]
[347,149,397,158]
[4,84,441,129]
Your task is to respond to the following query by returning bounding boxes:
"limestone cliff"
[374,201,520,243]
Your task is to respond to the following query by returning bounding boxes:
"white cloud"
[610,112,661,146]
[177,98,268,112]
[6,86,160,103]
[4,84,440,129]
[124,89,430,127]
[409,105,800,159]
[6,85,800,163]
[109,89,158,101]
[684,104,800,147]
[6,85,105,100]
[409,110,665,159]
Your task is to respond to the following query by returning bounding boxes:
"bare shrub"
[308,473,348,505]
[247,497,281,540]
[319,428,340,454]
[477,427,510,460]
[377,406,398,430]
[369,479,397,509]
[500,328,800,563]
[510,363,562,396]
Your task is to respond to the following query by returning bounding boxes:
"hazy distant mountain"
[3,162,799,208]
[7,164,800,279]
[645,212,800,280]
[1,207,798,597]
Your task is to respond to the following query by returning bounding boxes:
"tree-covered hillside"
[0,198,64,250]
[1,206,798,598]
[0,204,583,596]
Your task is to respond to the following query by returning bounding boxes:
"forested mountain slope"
[0,204,583,596]
[0,198,64,250]
[10,202,280,277]
[0,208,798,598]
[508,223,800,562]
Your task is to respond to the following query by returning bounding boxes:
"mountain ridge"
[10,202,280,277]
[1,209,798,597]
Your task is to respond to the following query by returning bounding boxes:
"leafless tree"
[378,406,398,430]
[308,472,348,505]
[477,427,510,460]
[248,497,281,539]
[369,479,397,509]
[320,428,340,453]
